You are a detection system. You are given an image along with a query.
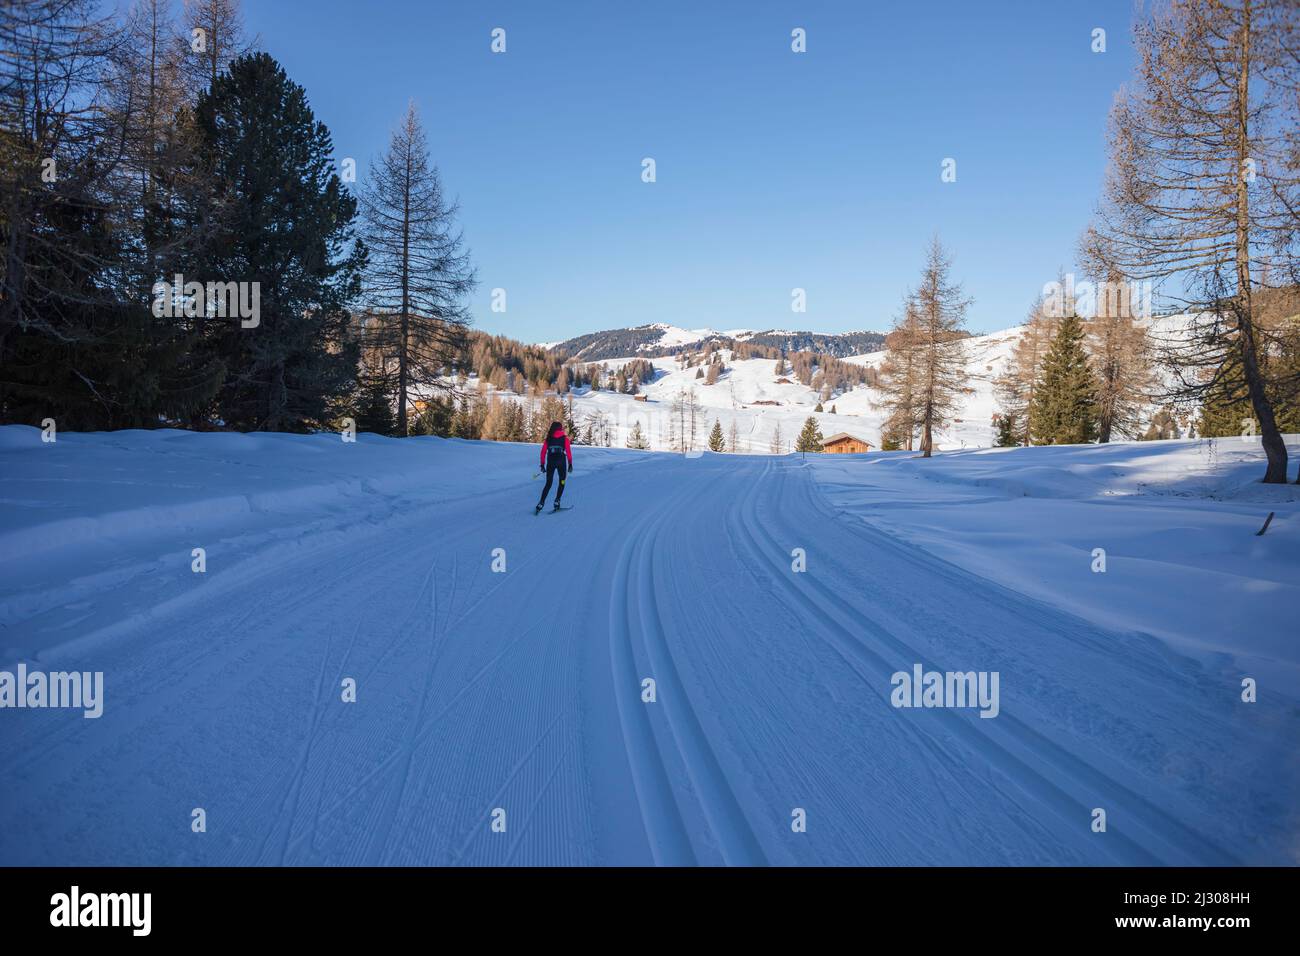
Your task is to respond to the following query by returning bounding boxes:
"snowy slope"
[548,314,1202,454]
[531,325,1018,453]
[0,426,1295,866]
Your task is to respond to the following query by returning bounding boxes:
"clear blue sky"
[236,0,1136,339]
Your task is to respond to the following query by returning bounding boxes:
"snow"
[0,425,1295,865]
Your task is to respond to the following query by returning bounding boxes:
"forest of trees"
[0,0,483,436]
[1,1,378,431]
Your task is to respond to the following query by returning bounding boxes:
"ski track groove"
[607,479,699,866]
[636,485,769,866]
[751,459,1237,865]
[739,461,1163,863]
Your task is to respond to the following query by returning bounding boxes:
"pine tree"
[1029,313,1099,444]
[795,416,824,452]
[355,369,396,436]
[708,418,725,452]
[627,421,650,449]
[189,52,364,431]
[1197,348,1257,437]
[993,412,1018,447]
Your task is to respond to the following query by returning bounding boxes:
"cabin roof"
[823,432,870,445]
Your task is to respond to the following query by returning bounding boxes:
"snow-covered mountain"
[545,323,887,362]
[536,314,1201,453]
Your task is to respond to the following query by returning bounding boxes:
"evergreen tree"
[189,52,364,431]
[795,416,824,452]
[564,393,578,438]
[355,370,396,436]
[708,418,725,452]
[411,394,454,436]
[1198,348,1258,438]
[1029,313,1099,444]
[627,421,650,449]
[993,412,1018,447]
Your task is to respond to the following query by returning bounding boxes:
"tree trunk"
[398,160,410,436]
[1233,4,1287,483]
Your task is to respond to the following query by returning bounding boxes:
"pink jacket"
[540,429,573,469]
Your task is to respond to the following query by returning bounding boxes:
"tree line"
[1,0,476,435]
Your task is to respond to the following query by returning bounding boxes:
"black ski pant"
[538,458,567,506]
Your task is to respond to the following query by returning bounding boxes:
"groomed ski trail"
[0,452,1293,865]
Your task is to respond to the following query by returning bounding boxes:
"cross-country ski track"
[1,439,1295,866]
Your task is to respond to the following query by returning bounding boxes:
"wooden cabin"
[822,432,872,454]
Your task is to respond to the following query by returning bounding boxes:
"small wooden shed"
[822,432,872,454]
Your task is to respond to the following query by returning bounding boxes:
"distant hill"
[546,323,887,362]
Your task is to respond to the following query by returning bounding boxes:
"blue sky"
[235,0,1137,339]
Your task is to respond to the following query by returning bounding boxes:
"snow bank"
[810,437,1300,686]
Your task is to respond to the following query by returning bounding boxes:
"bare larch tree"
[360,102,476,435]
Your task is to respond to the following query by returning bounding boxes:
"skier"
[535,420,573,514]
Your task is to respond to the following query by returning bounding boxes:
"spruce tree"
[189,52,364,431]
[1029,313,1099,444]
[1197,348,1257,438]
[708,418,725,452]
[795,416,824,452]
[356,371,397,436]
[993,412,1018,447]
[627,421,650,449]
